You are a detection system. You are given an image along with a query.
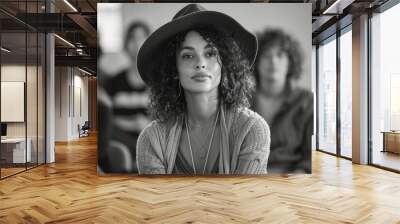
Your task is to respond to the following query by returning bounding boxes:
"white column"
[352,14,369,164]
[45,0,55,163]
[46,33,55,163]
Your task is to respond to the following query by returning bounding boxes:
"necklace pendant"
[185,110,220,175]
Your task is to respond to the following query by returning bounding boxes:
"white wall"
[73,74,89,121]
[55,66,69,141]
[1,65,26,81]
[55,67,89,141]
[71,73,89,138]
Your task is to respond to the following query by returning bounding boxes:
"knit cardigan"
[136,106,270,175]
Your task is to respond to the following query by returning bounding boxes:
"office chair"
[79,121,90,138]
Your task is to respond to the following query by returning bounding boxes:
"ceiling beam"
[66,13,97,46]
[55,55,96,70]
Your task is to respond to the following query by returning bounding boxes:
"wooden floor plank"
[0,134,400,223]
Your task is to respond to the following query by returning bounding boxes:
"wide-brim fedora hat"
[137,3,258,85]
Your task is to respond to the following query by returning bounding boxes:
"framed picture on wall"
[1,81,25,123]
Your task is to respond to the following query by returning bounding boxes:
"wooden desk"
[382,131,400,154]
[1,138,31,163]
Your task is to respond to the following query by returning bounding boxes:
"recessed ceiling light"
[1,47,11,53]
[63,0,78,12]
[54,34,75,48]
[78,67,92,76]
[323,0,354,15]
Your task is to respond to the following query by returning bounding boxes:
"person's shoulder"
[139,120,165,137]
[230,107,269,132]
[234,107,267,124]
[294,88,313,102]
[294,88,313,113]
[137,120,168,153]
[229,107,270,147]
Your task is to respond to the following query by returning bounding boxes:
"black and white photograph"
[4,0,400,222]
[97,3,312,175]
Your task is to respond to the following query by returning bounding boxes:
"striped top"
[104,70,150,138]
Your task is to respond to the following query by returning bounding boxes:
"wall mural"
[97,3,312,175]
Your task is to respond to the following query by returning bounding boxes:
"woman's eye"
[182,54,193,59]
[205,50,218,57]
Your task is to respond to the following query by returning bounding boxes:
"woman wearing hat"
[136,4,270,175]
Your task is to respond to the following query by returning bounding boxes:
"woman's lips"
[191,73,211,81]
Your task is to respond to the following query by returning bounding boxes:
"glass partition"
[26,0,42,169]
[27,30,38,169]
[0,1,46,179]
[1,30,28,177]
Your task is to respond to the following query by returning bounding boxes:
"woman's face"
[126,27,148,60]
[176,31,222,94]
[257,46,289,96]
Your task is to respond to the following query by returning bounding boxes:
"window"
[370,2,400,171]
[339,28,352,158]
[318,36,337,154]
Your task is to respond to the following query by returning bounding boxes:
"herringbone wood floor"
[1,134,400,224]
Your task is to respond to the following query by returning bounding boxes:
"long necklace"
[185,110,219,175]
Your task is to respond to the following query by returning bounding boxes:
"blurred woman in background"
[252,28,313,173]
[103,21,152,172]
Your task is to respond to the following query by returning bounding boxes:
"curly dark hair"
[254,28,303,87]
[149,27,254,122]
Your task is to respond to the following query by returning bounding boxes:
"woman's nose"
[195,64,206,69]
[195,56,206,69]
[272,54,285,67]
